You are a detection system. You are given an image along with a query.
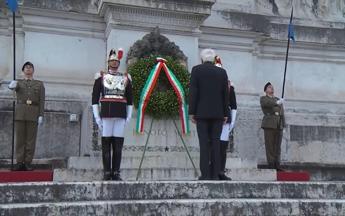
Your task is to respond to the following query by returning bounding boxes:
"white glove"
[127,73,132,82]
[229,122,234,133]
[92,104,102,130]
[8,80,17,90]
[38,116,43,125]
[229,109,237,132]
[126,105,133,123]
[276,98,284,105]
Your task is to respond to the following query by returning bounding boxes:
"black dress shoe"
[25,164,34,171]
[12,163,25,171]
[219,174,232,181]
[103,172,112,181]
[112,172,122,181]
[198,176,207,180]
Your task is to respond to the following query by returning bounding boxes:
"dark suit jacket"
[188,62,229,119]
[260,95,285,129]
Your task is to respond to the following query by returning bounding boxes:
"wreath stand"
[132,57,197,180]
[136,118,198,180]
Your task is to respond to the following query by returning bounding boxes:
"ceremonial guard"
[8,61,45,171]
[260,82,285,171]
[216,56,237,180]
[92,49,133,180]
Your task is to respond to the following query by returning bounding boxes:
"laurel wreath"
[128,56,190,118]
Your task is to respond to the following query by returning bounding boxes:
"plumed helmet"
[215,55,222,67]
[108,48,124,62]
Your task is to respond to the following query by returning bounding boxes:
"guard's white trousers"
[102,118,126,137]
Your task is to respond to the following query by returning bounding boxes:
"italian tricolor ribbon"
[136,57,190,135]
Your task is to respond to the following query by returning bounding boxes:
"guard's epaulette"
[94,71,106,80]
[94,70,132,82]
[229,80,235,88]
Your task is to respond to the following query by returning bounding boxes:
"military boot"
[102,137,112,180]
[111,137,124,181]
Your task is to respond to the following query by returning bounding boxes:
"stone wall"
[0,94,86,159]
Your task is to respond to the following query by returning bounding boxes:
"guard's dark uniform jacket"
[226,85,237,123]
[92,72,133,118]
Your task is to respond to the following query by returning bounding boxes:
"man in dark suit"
[260,82,285,171]
[189,49,229,180]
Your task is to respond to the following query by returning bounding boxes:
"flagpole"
[281,36,290,98]
[281,8,294,98]
[7,0,18,170]
[10,10,16,170]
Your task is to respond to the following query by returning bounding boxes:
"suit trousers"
[15,120,38,164]
[220,140,228,174]
[196,119,223,179]
[263,128,283,167]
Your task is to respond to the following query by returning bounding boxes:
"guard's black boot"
[102,137,112,180]
[112,137,124,181]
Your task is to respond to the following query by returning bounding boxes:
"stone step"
[54,168,198,181]
[53,167,276,182]
[1,181,344,204]
[1,199,344,216]
[0,159,66,169]
[67,155,257,170]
